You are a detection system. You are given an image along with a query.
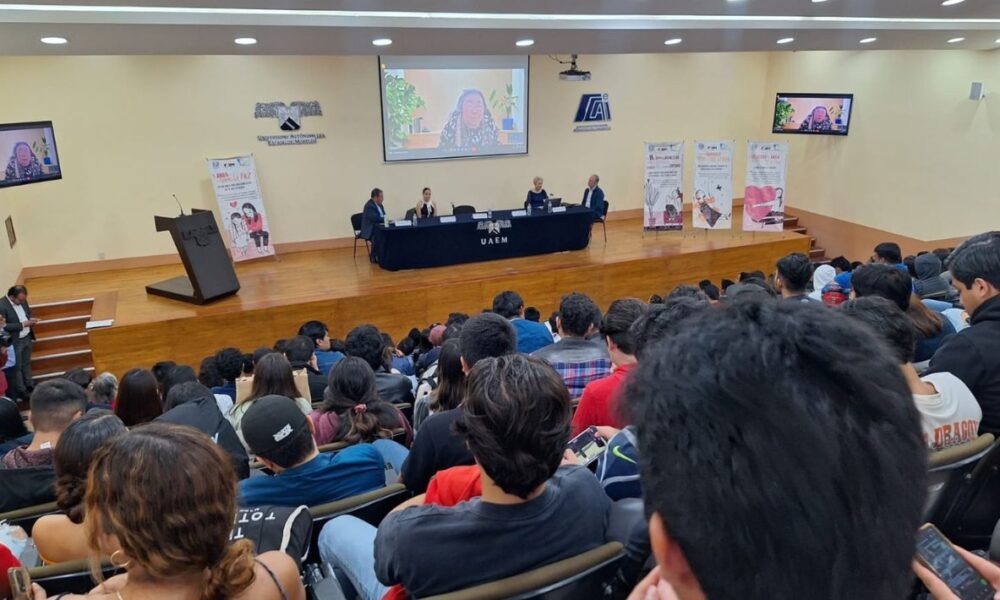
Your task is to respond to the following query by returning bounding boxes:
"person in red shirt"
[571,299,647,436]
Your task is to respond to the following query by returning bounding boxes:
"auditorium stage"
[26,216,809,376]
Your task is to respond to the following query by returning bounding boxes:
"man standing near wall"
[1,285,37,401]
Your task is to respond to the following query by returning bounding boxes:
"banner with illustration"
[743,141,788,232]
[692,141,734,230]
[642,141,684,231]
[207,155,275,261]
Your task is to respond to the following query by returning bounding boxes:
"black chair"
[421,542,625,600]
[305,483,410,563]
[931,435,1000,550]
[28,558,116,596]
[925,434,995,522]
[453,205,476,216]
[404,208,417,221]
[593,199,609,243]
[0,500,59,537]
[350,212,369,259]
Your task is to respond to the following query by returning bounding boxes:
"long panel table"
[370,206,596,271]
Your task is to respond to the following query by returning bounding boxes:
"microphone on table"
[172,194,186,216]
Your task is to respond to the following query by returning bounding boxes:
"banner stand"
[207,154,277,264]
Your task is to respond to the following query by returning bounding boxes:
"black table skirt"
[371,206,595,271]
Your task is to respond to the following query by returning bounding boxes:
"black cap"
[241,395,309,455]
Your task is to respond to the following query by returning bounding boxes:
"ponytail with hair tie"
[353,404,368,414]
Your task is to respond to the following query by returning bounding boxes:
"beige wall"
[763,50,1000,241]
[0,52,769,268]
[0,49,995,272]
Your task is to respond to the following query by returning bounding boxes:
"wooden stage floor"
[26,216,809,376]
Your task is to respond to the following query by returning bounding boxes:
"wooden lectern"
[145,209,240,305]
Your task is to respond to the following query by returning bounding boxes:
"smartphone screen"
[566,426,607,465]
[916,524,995,600]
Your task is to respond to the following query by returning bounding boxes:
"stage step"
[33,314,92,338]
[31,298,95,321]
[783,216,799,228]
[31,348,94,376]
[810,248,828,260]
[788,226,808,235]
[33,366,95,384]
[33,332,91,354]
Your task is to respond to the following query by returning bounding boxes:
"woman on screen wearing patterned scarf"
[4,142,44,182]
[799,106,833,132]
[437,88,502,152]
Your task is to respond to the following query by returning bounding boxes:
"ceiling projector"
[559,55,591,81]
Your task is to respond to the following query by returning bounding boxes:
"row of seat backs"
[926,433,1000,550]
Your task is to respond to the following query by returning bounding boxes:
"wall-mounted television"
[0,121,62,189]
[379,55,529,162]
[772,93,853,136]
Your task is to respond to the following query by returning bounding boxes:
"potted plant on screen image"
[384,74,426,148]
[489,83,518,131]
[32,136,52,166]
[773,98,794,130]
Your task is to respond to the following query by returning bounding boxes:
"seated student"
[298,320,343,376]
[284,335,328,402]
[532,293,611,398]
[211,346,244,401]
[157,382,250,480]
[492,290,553,354]
[227,353,312,446]
[382,333,415,377]
[32,410,127,564]
[872,241,908,270]
[162,364,232,415]
[927,232,1000,434]
[400,313,516,494]
[309,357,412,447]
[0,395,31,455]
[774,252,818,303]
[571,298,647,435]
[809,264,836,302]
[150,360,177,397]
[30,423,305,600]
[239,395,385,507]
[319,355,611,600]
[852,264,956,363]
[914,252,954,301]
[524,175,549,211]
[842,297,981,451]
[346,325,414,405]
[87,372,117,411]
[625,300,926,600]
[412,339,465,430]
[113,368,162,427]
[2,379,85,469]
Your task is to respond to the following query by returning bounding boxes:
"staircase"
[784,215,829,264]
[29,298,97,385]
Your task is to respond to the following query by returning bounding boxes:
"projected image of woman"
[799,106,833,132]
[4,142,43,181]
[437,89,501,151]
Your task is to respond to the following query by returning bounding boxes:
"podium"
[145,209,240,305]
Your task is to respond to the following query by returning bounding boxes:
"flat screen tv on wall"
[772,93,853,136]
[0,121,62,189]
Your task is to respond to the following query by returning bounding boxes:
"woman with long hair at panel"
[113,368,162,427]
[32,411,127,564]
[29,423,305,600]
[310,356,411,446]
[227,353,312,444]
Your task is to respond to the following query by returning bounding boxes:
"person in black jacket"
[1,285,38,401]
[284,335,328,403]
[157,382,250,480]
[360,188,386,241]
[345,324,413,405]
[927,232,1000,434]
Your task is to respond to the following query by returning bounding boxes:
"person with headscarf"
[913,253,953,301]
[4,142,44,182]
[437,89,501,152]
[799,106,833,132]
[808,264,836,302]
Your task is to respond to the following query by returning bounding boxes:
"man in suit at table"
[1,285,38,401]
[581,174,605,218]
[360,187,386,241]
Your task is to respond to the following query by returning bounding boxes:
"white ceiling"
[2,0,1000,55]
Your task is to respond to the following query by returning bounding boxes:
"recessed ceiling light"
[515,39,534,47]
[947,36,966,43]
[776,37,795,44]
[40,36,67,44]
[811,0,829,3]
[233,37,256,45]
[942,0,965,5]
[859,37,877,44]
[664,38,683,45]
[372,38,393,47]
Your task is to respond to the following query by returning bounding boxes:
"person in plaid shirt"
[532,293,611,398]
